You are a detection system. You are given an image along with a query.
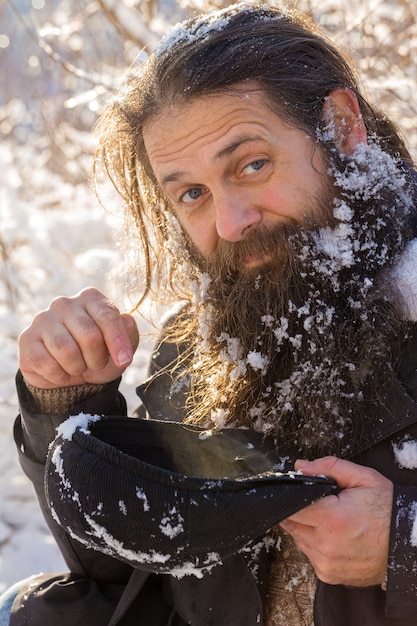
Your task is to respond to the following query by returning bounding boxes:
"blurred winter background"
[0,0,416,592]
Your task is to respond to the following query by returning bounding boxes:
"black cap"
[46,415,338,577]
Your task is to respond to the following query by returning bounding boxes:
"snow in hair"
[156,2,283,56]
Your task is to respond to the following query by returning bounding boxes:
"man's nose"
[214,192,262,242]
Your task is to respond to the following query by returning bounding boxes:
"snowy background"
[1,0,416,593]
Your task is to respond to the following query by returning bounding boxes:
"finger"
[18,306,87,380]
[42,317,94,375]
[39,293,109,374]
[279,519,317,551]
[61,310,111,372]
[83,291,136,368]
[57,289,138,370]
[294,456,381,490]
[121,313,140,353]
[19,332,84,388]
[281,493,339,528]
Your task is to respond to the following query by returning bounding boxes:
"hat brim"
[46,415,338,577]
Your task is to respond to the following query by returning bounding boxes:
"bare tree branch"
[97,0,163,50]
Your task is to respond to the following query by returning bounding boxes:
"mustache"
[204,223,303,275]
[182,177,338,276]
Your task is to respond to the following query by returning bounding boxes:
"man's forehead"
[143,86,286,171]
[148,83,263,122]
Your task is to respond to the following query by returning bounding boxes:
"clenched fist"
[18,288,139,389]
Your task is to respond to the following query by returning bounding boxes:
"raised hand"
[18,287,139,389]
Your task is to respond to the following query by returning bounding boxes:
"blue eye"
[243,159,266,174]
[182,188,203,203]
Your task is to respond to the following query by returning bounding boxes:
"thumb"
[294,456,376,490]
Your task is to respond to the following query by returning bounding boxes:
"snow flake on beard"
[311,141,412,293]
[189,139,412,453]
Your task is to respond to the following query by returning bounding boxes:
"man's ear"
[322,88,367,155]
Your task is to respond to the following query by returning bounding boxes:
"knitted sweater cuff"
[25,381,106,415]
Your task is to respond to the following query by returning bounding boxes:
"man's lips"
[242,252,271,267]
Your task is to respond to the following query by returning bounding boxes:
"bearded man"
[6,3,417,626]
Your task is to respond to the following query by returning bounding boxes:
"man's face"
[143,84,332,266]
[143,84,410,454]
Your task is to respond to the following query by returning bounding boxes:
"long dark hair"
[94,3,412,305]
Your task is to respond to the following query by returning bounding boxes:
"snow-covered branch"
[97,0,167,51]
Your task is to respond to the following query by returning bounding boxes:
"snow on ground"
[0,140,159,592]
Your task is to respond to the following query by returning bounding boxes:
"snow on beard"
[184,140,412,457]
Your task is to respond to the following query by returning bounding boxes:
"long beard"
[175,143,413,458]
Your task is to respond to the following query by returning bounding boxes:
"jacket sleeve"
[385,483,417,618]
[13,371,134,582]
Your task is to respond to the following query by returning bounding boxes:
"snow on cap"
[55,412,102,441]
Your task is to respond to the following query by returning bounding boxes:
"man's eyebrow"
[160,136,263,185]
[161,171,186,185]
[215,135,263,160]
